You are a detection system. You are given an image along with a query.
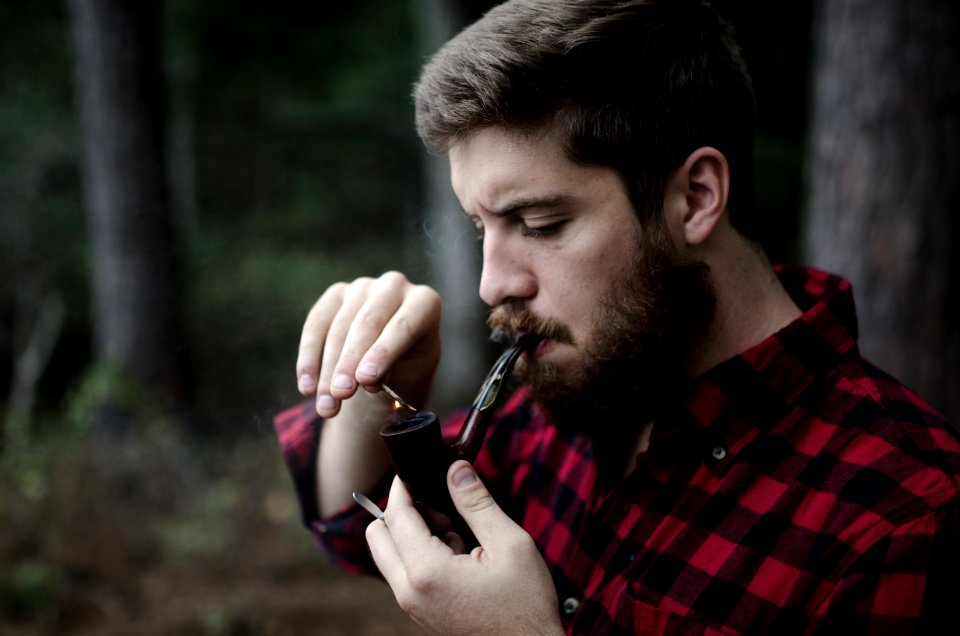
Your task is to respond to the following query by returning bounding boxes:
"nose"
[479,233,537,307]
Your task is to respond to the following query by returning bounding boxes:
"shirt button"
[711,446,727,460]
[562,597,580,616]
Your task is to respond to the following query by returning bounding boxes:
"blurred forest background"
[1,0,956,634]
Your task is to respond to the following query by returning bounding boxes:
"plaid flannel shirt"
[275,267,960,635]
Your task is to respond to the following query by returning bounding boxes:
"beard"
[487,221,717,440]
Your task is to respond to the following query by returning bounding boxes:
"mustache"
[487,305,575,345]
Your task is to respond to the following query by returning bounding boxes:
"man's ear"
[668,147,730,246]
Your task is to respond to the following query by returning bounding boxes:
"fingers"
[367,476,447,598]
[447,461,524,550]
[360,284,441,384]
[316,277,377,413]
[366,516,403,582]
[297,281,348,395]
[321,276,403,402]
[369,471,550,635]
[295,272,441,418]
[415,502,453,537]
[442,531,467,554]
[382,475,435,552]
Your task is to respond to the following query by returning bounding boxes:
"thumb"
[447,460,517,547]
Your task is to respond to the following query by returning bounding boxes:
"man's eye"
[520,221,565,238]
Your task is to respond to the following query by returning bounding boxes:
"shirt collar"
[649,267,860,471]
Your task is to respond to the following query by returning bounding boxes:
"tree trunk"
[67,0,190,419]
[804,0,960,421]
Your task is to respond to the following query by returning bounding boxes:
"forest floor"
[0,422,426,636]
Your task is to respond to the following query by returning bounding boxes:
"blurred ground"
[0,423,426,636]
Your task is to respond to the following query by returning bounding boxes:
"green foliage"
[0,559,63,621]
[0,2,87,412]
[171,1,427,426]
[63,362,140,428]
[0,1,80,271]
[2,0,427,433]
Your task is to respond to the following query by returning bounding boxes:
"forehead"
[448,126,623,214]
[449,127,559,196]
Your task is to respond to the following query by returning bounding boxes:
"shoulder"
[828,356,958,467]
[800,353,960,523]
[746,350,960,545]
[804,361,960,625]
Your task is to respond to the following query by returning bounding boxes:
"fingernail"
[317,395,336,413]
[452,464,478,489]
[357,362,379,378]
[332,374,354,390]
[298,373,314,391]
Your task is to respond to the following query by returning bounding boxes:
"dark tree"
[804,0,960,421]
[67,0,190,419]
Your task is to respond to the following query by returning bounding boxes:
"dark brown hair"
[414,0,763,244]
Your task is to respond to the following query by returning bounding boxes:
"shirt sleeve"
[273,401,388,576]
[809,496,960,634]
[272,399,523,576]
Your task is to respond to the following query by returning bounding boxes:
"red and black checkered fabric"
[274,268,960,635]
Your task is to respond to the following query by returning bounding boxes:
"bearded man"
[275,1,960,633]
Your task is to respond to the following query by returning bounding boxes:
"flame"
[390,397,417,420]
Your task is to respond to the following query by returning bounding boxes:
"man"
[276,1,960,633]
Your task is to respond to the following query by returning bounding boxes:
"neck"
[690,236,801,379]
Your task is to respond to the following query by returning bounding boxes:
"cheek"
[572,231,636,289]
[531,213,639,330]
[547,249,630,329]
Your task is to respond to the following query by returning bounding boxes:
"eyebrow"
[462,193,572,219]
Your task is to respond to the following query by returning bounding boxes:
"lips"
[520,335,553,361]
[487,305,573,354]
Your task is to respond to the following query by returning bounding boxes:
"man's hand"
[296,271,441,418]
[367,461,564,636]
[296,271,442,517]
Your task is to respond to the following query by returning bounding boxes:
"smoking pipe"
[379,333,541,542]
